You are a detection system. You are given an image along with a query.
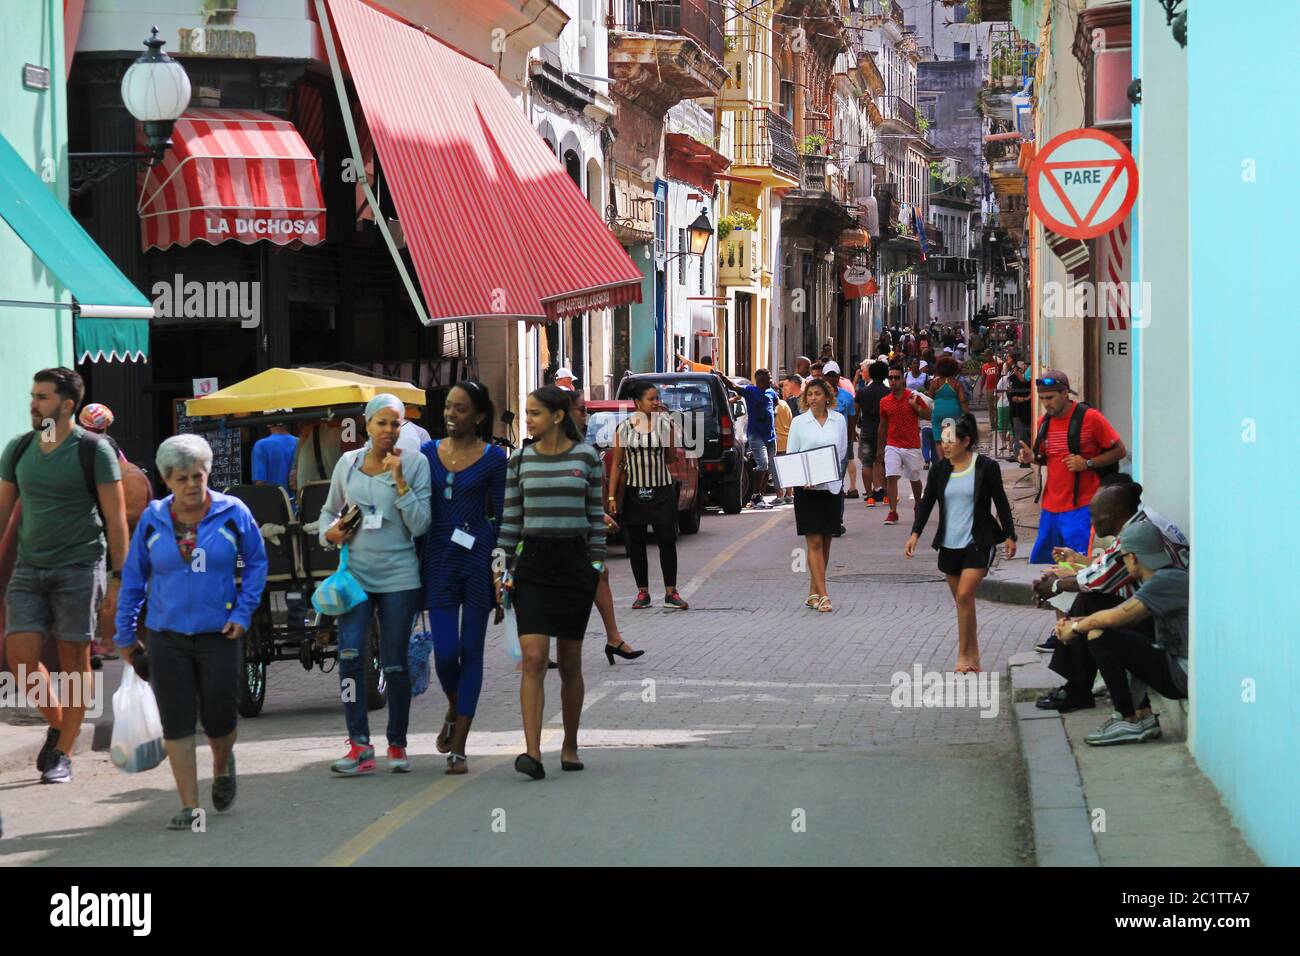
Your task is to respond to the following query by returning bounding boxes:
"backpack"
[11,429,115,567]
[1032,402,1120,506]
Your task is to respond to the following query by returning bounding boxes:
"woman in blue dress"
[420,381,507,775]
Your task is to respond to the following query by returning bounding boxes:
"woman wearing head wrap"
[319,394,431,775]
[79,403,129,464]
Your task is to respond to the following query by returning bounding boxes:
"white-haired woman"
[320,394,431,775]
[115,434,268,830]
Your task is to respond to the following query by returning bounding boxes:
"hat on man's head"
[1119,521,1172,571]
[822,360,841,376]
[1034,368,1077,394]
[554,367,575,380]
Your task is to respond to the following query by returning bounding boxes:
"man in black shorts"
[0,368,129,783]
[854,360,890,506]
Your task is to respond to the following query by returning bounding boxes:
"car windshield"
[586,411,631,448]
[654,382,714,416]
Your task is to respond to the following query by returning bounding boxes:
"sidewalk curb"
[976,576,1035,606]
[1008,659,1100,867]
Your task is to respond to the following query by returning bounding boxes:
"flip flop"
[446,754,467,775]
[436,719,455,754]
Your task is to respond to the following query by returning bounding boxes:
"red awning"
[137,108,326,252]
[323,0,642,323]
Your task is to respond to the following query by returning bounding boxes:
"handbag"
[311,543,367,616]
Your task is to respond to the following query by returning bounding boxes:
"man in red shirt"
[1018,369,1126,564]
[876,364,930,525]
[980,351,1000,419]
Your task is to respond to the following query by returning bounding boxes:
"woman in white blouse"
[785,378,849,613]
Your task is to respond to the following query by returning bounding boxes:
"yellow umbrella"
[186,367,425,417]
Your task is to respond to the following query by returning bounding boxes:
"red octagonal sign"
[1028,128,1138,241]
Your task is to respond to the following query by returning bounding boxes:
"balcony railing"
[608,0,724,64]
[858,0,905,25]
[881,95,917,129]
[874,183,899,230]
[801,153,828,192]
[732,109,800,182]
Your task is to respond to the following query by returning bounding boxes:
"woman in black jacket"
[905,415,1017,672]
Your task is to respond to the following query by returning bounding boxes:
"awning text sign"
[1028,128,1138,241]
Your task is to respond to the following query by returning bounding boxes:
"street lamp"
[69,27,192,196]
[664,210,714,261]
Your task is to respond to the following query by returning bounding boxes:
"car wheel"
[720,469,746,514]
[678,493,702,534]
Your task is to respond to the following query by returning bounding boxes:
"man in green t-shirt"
[0,368,129,784]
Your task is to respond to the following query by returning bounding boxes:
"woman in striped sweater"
[496,386,606,780]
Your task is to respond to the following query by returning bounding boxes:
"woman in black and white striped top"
[608,380,686,611]
[495,386,604,780]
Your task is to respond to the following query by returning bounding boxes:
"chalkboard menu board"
[173,399,243,491]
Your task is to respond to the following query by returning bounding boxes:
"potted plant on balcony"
[717,211,756,242]
[801,133,826,155]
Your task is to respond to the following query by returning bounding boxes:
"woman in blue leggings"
[420,381,506,775]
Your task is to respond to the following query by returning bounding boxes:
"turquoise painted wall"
[1131,0,1190,535]
[1188,1,1299,865]
[0,0,72,439]
[628,243,657,374]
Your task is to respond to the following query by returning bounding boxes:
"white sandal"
[805,594,822,609]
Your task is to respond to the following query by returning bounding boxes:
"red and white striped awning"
[322,0,643,323]
[137,108,326,252]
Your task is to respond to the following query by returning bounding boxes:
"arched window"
[563,150,582,190]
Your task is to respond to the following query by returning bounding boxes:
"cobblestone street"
[1,463,1050,866]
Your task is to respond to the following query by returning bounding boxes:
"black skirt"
[511,536,599,641]
[793,488,841,536]
[620,483,678,529]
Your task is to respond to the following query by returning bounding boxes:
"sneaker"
[330,740,376,775]
[834,525,846,537]
[36,726,60,773]
[865,496,876,507]
[663,590,689,611]
[1084,716,1148,746]
[845,490,859,499]
[387,745,410,773]
[40,750,72,784]
[1092,674,1109,697]
[1035,634,1058,653]
[752,498,771,509]
[767,496,785,507]
[631,589,652,609]
[884,511,899,525]
[1138,714,1162,740]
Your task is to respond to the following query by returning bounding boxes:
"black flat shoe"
[561,759,584,772]
[514,753,545,780]
[212,753,237,812]
[604,641,645,665]
[547,660,558,670]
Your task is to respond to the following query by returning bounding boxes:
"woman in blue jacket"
[116,434,268,830]
[420,380,507,775]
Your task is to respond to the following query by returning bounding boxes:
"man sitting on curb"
[1033,476,1189,713]
[1053,521,1190,746]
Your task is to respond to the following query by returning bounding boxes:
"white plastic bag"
[504,607,522,663]
[110,664,167,773]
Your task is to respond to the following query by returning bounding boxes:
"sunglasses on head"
[1035,378,1066,389]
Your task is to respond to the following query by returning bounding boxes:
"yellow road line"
[679,511,785,601]
[317,754,510,867]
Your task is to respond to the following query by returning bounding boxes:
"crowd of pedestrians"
[0,341,1189,832]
